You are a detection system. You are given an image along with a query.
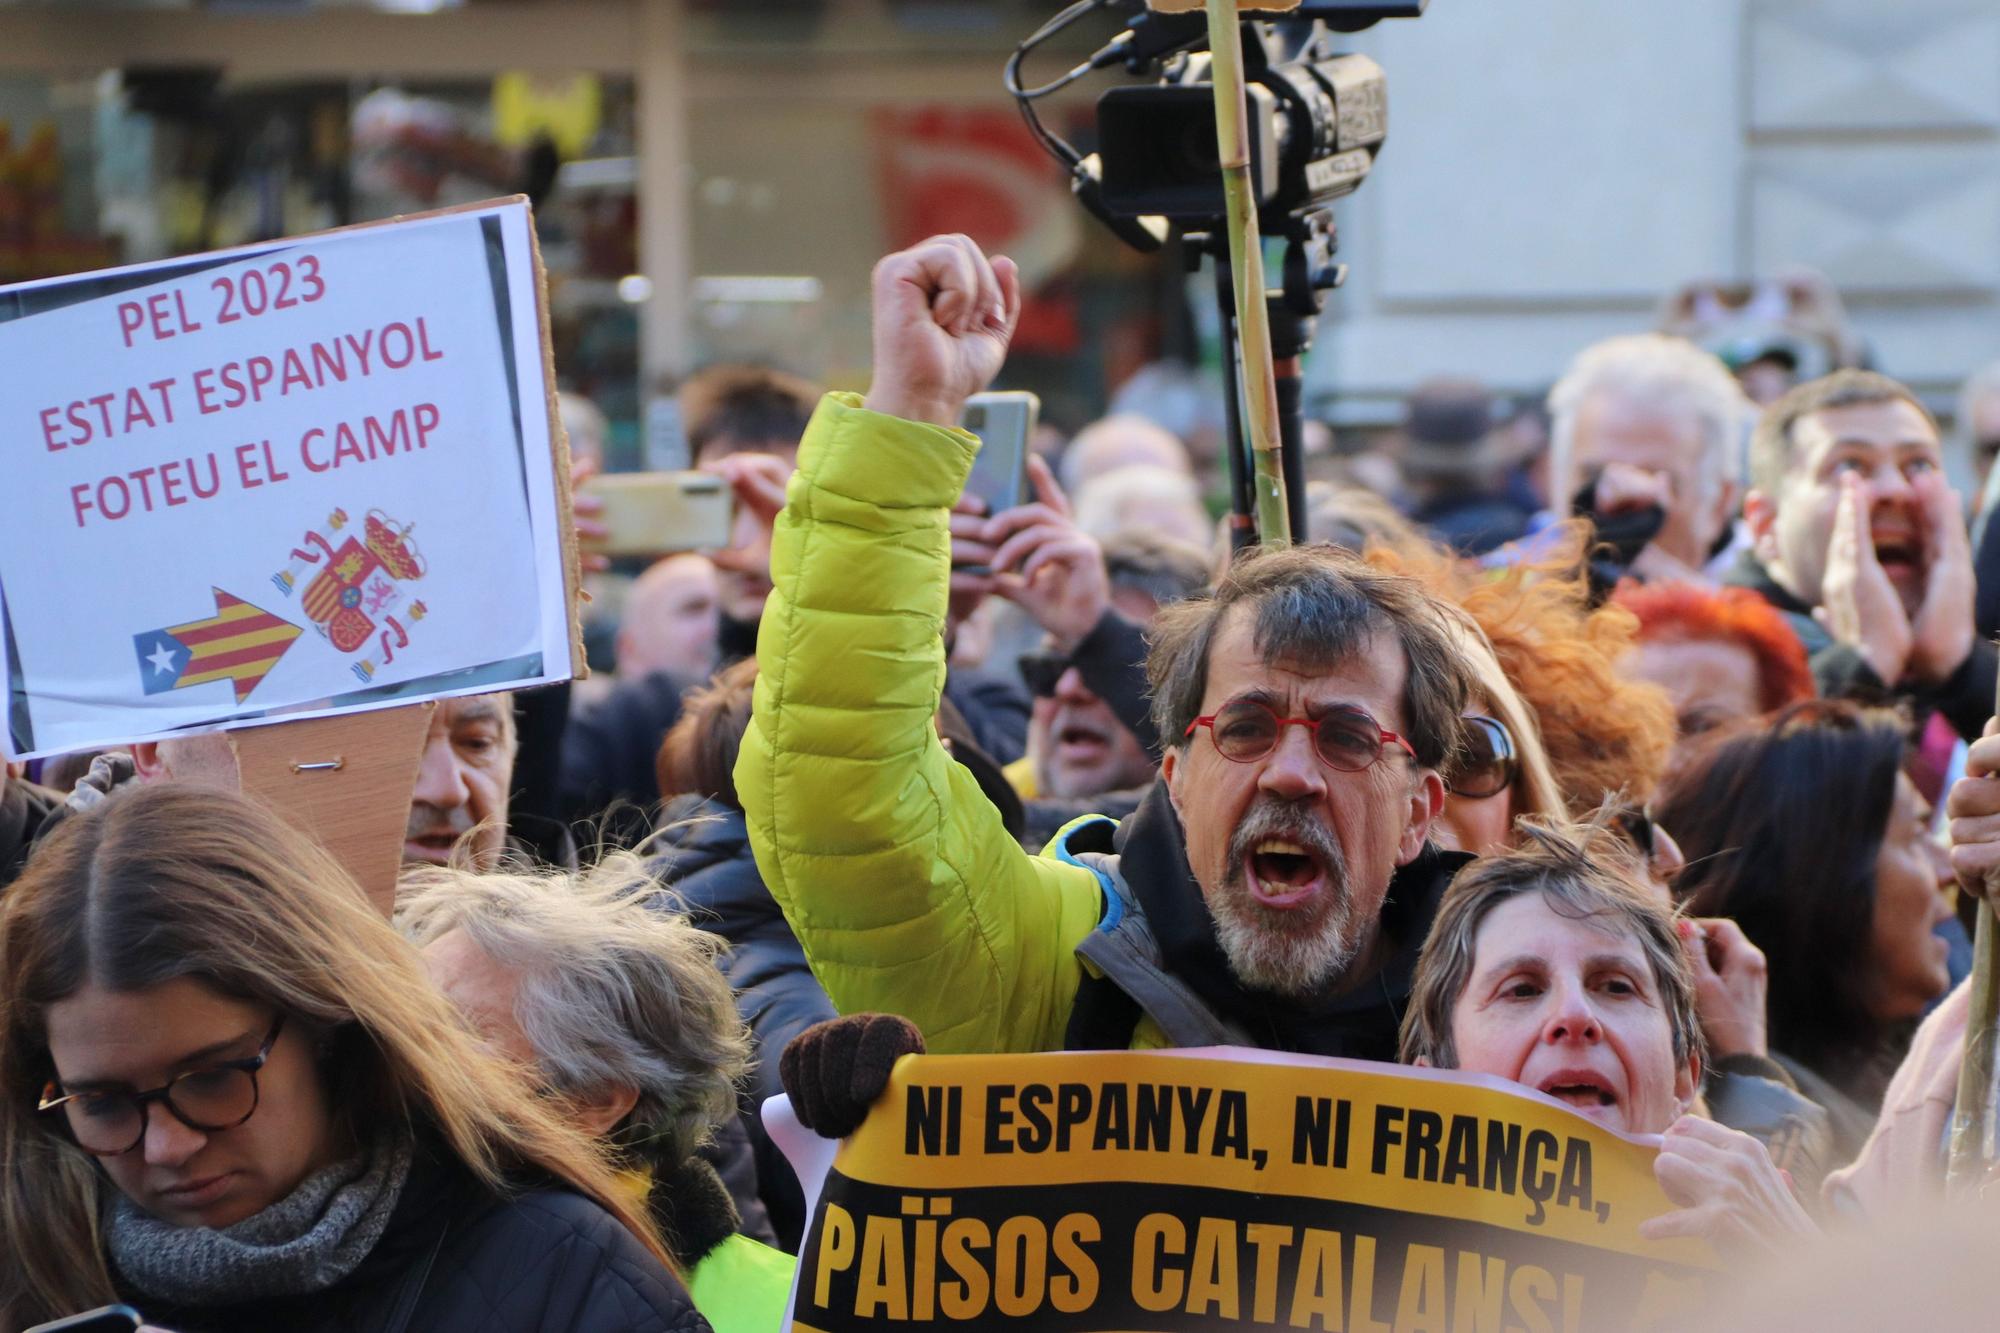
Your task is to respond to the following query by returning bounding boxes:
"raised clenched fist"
[860,234,1021,429]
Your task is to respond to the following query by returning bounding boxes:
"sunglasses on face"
[1018,649,1077,699]
[1446,714,1517,800]
[1610,802,1656,860]
[1185,697,1416,772]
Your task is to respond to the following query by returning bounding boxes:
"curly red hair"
[1369,524,1678,810]
[1612,581,1813,714]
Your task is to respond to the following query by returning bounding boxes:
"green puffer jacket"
[736,393,1109,1053]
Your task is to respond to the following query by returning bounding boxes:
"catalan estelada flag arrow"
[132,589,303,704]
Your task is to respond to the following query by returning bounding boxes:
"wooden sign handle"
[230,702,435,916]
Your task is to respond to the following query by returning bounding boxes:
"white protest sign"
[0,199,577,760]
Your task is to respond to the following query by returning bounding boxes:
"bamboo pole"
[1204,0,1291,548]
[1947,891,2000,1189]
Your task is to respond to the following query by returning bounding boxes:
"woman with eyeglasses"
[0,784,711,1333]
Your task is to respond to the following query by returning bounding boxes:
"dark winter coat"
[655,796,831,1249]
[560,669,699,843]
[126,1136,707,1333]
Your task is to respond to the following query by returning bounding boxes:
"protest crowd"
[8,41,2000,1333]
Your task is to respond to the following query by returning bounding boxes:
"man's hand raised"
[1814,472,1912,684]
[861,234,1021,428]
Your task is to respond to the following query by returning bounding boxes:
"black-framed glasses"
[1017,648,1076,699]
[1447,714,1518,800]
[38,1015,285,1157]
[1185,697,1416,772]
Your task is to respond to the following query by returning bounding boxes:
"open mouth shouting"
[405,803,474,865]
[1226,801,1347,917]
[1053,712,1114,766]
[1248,838,1329,910]
[1534,1068,1623,1127]
[1871,526,1924,603]
[1211,798,1359,996]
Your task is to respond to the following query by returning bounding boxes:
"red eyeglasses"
[1185,697,1416,772]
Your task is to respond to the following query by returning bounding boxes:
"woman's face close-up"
[1867,773,1953,1024]
[1447,891,1693,1137]
[43,976,339,1229]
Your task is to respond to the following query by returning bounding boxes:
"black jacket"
[128,1138,707,1333]
[1408,489,1535,558]
[943,671,1031,767]
[560,669,698,842]
[654,797,834,1250]
[658,798,838,1095]
[1725,549,1998,743]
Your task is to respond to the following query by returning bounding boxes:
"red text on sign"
[213,254,326,326]
[41,380,179,450]
[69,455,226,527]
[116,291,204,348]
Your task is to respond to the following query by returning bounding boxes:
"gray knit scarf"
[106,1135,413,1306]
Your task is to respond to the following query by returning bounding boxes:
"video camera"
[1006,0,1428,550]
[1007,0,1424,251]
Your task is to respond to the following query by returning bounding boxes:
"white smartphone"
[960,390,1041,517]
[577,472,735,556]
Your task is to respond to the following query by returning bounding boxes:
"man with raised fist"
[736,234,1475,1058]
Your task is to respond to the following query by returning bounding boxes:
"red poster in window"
[872,107,1081,355]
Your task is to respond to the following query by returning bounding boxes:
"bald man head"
[617,553,722,680]
[1061,414,1193,492]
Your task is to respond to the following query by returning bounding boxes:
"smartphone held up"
[955,391,1040,576]
[576,472,737,558]
[959,391,1040,516]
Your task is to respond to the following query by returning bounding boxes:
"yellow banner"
[790,1049,1714,1332]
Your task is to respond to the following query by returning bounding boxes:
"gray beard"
[1208,797,1361,997]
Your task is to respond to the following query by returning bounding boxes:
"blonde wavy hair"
[397,854,751,1166]
[0,784,675,1327]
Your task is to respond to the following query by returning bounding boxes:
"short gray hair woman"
[1399,819,1815,1254]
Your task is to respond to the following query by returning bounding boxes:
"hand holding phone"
[953,391,1040,577]
[576,472,736,558]
[981,455,1110,652]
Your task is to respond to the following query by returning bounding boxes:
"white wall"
[3,0,1995,419]
[1308,0,2000,422]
